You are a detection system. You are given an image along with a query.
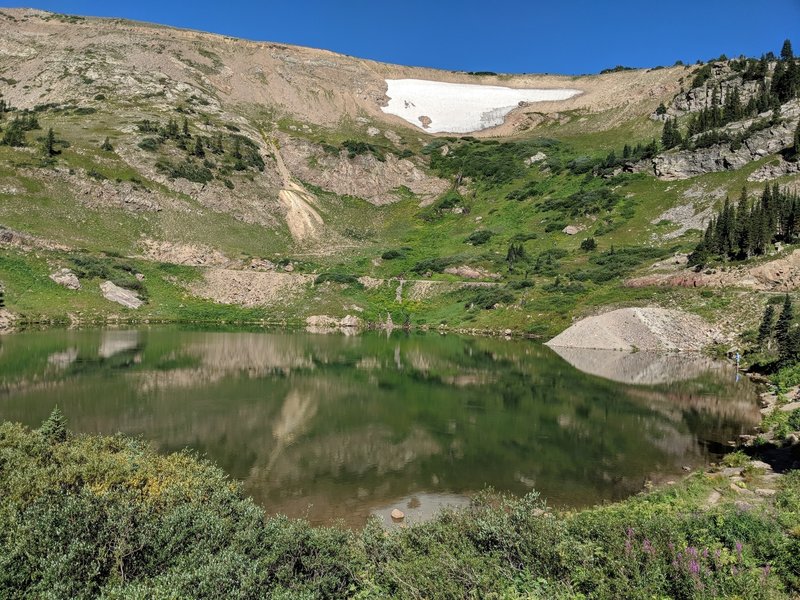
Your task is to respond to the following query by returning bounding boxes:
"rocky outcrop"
[748,158,800,182]
[627,249,800,292]
[49,268,80,290]
[0,309,16,334]
[443,265,501,280]
[100,281,144,309]
[647,103,799,180]
[545,307,721,352]
[279,134,449,206]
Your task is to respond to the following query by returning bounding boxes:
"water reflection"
[0,328,760,527]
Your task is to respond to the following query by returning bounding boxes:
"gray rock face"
[646,101,799,180]
[339,315,360,328]
[49,268,81,290]
[100,281,144,309]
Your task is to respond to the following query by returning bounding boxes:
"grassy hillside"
[0,10,799,337]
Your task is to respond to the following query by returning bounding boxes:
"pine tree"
[794,118,800,159]
[776,294,794,350]
[758,304,776,347]
[39,406,68,444]
[193,136,205,158]
[734,186,751,258]
[0,287,4,308]
[100,137,113,151]
[43,127,56,157]
[182,117,190,138]
[781,39,794,61]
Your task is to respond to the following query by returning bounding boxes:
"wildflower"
[689,559,700,575]
[642,539,653,556]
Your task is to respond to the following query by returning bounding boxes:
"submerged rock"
[390,508,405,520]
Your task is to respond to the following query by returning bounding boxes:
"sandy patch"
[191,269,313,307]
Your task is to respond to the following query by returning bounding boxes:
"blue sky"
[6,1,800,74]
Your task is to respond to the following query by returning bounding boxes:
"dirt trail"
[265,135,324,243]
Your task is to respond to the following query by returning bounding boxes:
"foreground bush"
[1,414,799,598]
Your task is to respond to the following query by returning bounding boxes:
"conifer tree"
[100,137,113,151]
[39,406,68,444]
[758,304,776,347]
[794,118,800,159]
[776,294,794,350]
[781,39,794,61]
[182,117,190,138]
[193,136,205,158]
[42,127,56,157]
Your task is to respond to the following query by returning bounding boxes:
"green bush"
[137,137,160,151]
[464,230,494,245]
[1,418,799,599]
[156,158,213,184]
[380,249,405,260]
[462,287,515,309]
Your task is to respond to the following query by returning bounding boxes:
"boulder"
[339,315,360,328]
[524,152,547,166]
[562,225,579,235]
[100,281,144,309]
[390,509,405,520]
[49,268,81,290]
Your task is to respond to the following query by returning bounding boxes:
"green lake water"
[0,328,760,527]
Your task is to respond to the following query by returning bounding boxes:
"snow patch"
[381,79,581,134]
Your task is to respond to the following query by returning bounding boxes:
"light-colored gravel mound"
[545,308,720,352]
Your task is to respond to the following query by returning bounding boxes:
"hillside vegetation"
[0,9,797,336]
[2,412,799,599]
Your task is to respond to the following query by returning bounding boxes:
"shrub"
[137,137,159,151]
[381,249,405,260]
[580,237,597,251]
[411,256,457,274]
[156,158,213,183]
[463,287,515,309]
[464,230,494,245]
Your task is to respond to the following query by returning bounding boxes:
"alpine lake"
[0,327,760,527]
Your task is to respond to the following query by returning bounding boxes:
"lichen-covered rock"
[49,268,81,290]
[100,281,144,309]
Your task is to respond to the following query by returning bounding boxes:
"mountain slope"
[0,8,798,336]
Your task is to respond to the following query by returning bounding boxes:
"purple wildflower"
[735,541,743,555]
[689,559,700,575]
[642,539,653,556]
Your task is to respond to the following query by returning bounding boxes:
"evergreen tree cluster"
[689,184,800,266]
[661,118,682,149]
[663,40,799,151]
[506,242,527,271]
[758,295,800,364]
[0,112,40,147]
[137,116,263,173]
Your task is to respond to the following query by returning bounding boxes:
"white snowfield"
[381,79,581,134]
